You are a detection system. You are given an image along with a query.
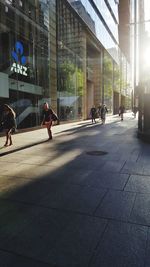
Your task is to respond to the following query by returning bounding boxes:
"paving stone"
[0,162,20,173]
[0,202,43,245]
[18,156,55,165]
[144,228,150,267]
[124,175,150,193]
[0,250,50,267]
[3,163,67,184]
[0,176,30,199]
[95,190,136,221]
[2,209,69,261]
[67,156,105,171]
[39,183,106,214]
[143,166,150,176]
[3,210,102,265]
[59,168,93,185]
[100,160,125,173]
[5,179,55,204]
[82,171,129,190]
[102,147,140,162]
[3,164,58,180]
[0,199,18,216]
[0,154,27,163]
[129,193,150,226]
[0,115,148,266]
[121,162,144,175]
[90,221,147,267]
[46,216,107,266]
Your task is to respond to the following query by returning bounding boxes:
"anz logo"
[11,41,28,76]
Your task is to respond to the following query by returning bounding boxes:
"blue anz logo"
[12,41,26,64]
[11,41,28,76]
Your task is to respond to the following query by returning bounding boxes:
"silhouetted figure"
[119,105,125,121]
[132,106,138,118]
[41,102,58,140]
[65,106,70,120]
[90,106,97,123]
[100,104,108,124]
[1,104,16,146]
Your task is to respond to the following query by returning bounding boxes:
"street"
[0,113,150,267]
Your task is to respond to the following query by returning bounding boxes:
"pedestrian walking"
[132,106,138,118]
[97,104,102,121]
[1,104,16,146]
[119,105,125,121]
[100,104,108,124]
[41,102,58,140]
[90,105,97,123]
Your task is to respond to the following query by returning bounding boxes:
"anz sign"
[11,41,28,76]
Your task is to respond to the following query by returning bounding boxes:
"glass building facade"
[68,0,119,63]
[67,0,131,113]
[0,0,131,130]
[0,0,51,128]
[57,0,84,120]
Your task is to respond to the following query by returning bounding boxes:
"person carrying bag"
[41,102,58,140]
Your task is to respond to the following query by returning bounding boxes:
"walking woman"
[119,105,125,121]
[2,104,16,146]
[90,105,97,123]
[100,104,108,124]
[41,102,58,140]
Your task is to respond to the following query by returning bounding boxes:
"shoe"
[4,143,8,146]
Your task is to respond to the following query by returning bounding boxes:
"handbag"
[52,112,58,121]
[0,123,4,132]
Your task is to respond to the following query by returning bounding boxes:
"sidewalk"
[0,114,119,156]
[1,112,150,267]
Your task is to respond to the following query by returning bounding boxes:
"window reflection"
[0,0,50,128]
[68,0,119,63]
[93,0,118,41]
[57,1,84,121]
[103,52,113,112]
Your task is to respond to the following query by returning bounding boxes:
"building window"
[57,0,84,121]
[0,1,50,129]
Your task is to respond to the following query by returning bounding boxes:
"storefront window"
[0,0,50,129]
[57,1,84,121]
[103,51,113,112]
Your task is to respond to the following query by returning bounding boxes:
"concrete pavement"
[0,114,119,156]
[0,113,150,266]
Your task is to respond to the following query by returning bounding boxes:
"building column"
[49,0,57,112]
[81,32,87,119]
[93,52,102,108]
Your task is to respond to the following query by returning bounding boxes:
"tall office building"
[0,0,51,128]
[58,0,131,117]
[118,0,130,62]
[0,0,131,130]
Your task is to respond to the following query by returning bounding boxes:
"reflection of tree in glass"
[103,53,128,98]
[59,60,83,96]
[103,54,113,99]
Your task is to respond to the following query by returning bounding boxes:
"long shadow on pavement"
[0,117,149,267]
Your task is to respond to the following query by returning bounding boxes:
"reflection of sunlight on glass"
[143,48,150,67]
